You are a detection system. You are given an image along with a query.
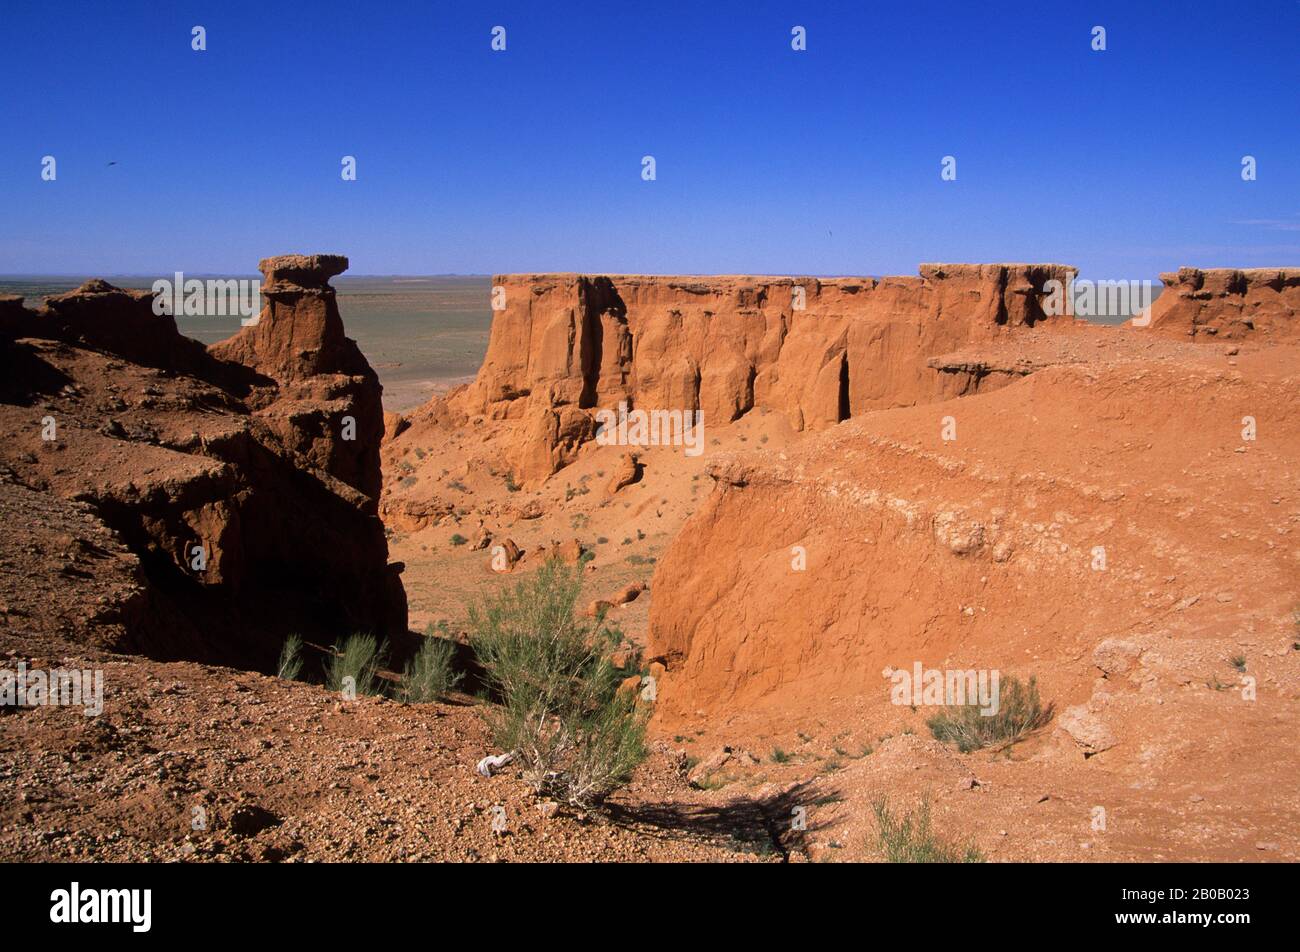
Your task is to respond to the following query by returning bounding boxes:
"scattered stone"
[1058,706,1117,753]
[1093,638,1143,677]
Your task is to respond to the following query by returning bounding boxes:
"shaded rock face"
[1147,267,1300,339]
[0,255,407,669]
[28,281,210,372]
[0,295,31,341]
[457,265,1077,485]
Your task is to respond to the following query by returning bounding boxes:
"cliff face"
[0,254,407,668]
[457,264,1078,485]
[646,353,1300,724]
[1146,267,1300,340]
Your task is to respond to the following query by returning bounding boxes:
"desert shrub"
[276,633,304,681]
[449,533,468,546]
[399,632,462,703]
[468,559,647,807]
[873,797,984,863]
[926,675,1053,753]
[324,633,387,697]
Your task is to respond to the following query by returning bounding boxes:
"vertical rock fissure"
[837,352,851,422]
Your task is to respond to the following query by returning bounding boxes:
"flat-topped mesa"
[456,263,1078,486]
[1147,266,1300,340]
[210,253,367,382]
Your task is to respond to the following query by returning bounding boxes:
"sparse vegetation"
[1230,654,1247,672]
[324,633,387,697]
[468,559,648,808]
[449,533,468,546]
[276,633,303,681]
[770,747,791,763]
[926,675,1054,753]
[399,631,462,703]
[873,797,985,863]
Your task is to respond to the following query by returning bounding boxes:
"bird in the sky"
[106,161,117,166]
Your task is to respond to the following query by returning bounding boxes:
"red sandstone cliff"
[633,265,1300,726]
[442,264,1079,487]
[0,254,407,667]
[1145,267,1300,339]
[645,349,1300,722]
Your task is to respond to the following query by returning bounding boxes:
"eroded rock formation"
[643,288,1300,723]
[1146,267,1300,340]
[443,264,1078,487]
[0,255,407,668]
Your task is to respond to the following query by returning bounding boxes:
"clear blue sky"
[2,0,1296,278]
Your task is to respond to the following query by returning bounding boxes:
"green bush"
[276,633,303,681]
[468,559,647,807]
[324,633,387,697]
[873,797,984,863]
[926,675,1053,753]
[399,632,462,703]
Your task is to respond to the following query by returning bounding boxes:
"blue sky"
[1,0,1297,277]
